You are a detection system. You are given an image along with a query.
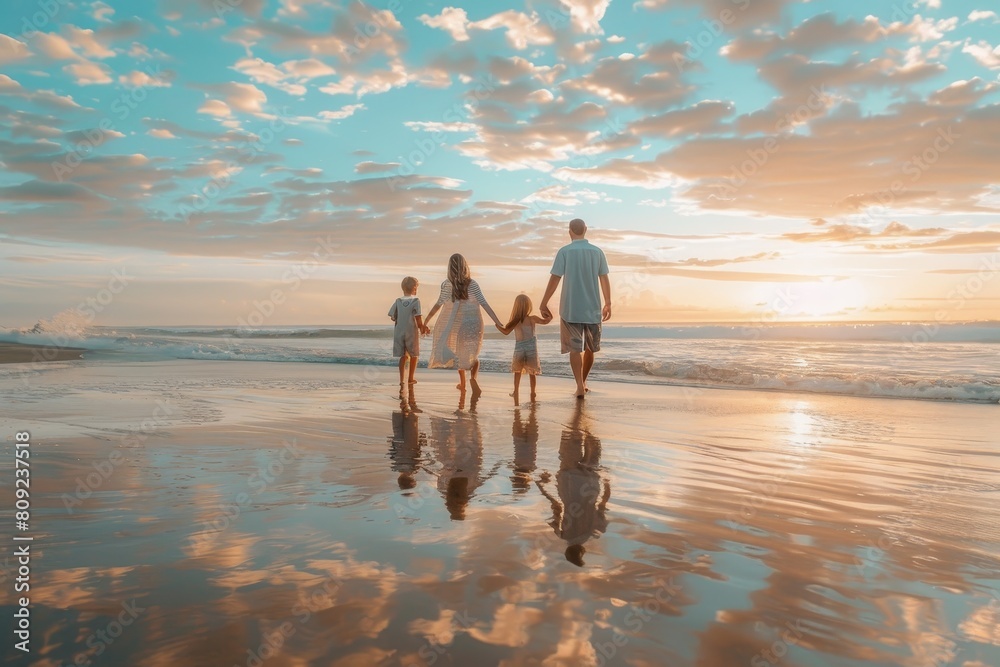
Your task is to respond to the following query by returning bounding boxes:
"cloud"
[277,0,330,17]
[471,10,557,50]
[0,35,32,66]
[561,47,694,109]
[558,0,612,34]
[119,69,176,88]
[0,179,100,202]
[871,230,1000,253]
[522,183,617,206]
[629,100,734,138]
[555,93,1000,220]
[671,251,780,267]
[318,103,365,120]
[636,0,794,30]
[418,7,471,42]
[141,117,256,143]
[92,2,115,22]
[148,128,177,139]
[963,40,1000,69]
[968,10,998,23]
[0,74,87,111]
[452,100,640,172]
[65,26,118,59]
[220,190,272,207]
[197,99,232,117]
[227,3,405,67]
[928,77,998,106]
[194,82,269,117]
[232,57,336,96]
[782,220,947,243]
[650,266,840,282]
[354,161,401,174]
[216,6,417,100]
[420,9,556,50]
[33,33,78,61]
[160,0,265,18]
[64,128,125,144]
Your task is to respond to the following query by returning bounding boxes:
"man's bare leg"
[569,351,586,398]
[582,350,595,392]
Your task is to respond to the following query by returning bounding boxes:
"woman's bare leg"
[457,369,466,391]
[529,374,537,402]
[470,360,481,396]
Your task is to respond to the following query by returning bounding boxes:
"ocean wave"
[592,359,1000,404]
[2,319,997,404]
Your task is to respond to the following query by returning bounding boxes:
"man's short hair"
[569,218,587,236]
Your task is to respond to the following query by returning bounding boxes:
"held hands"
[539,304,552,320]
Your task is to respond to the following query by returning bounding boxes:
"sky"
[1,0,999,326]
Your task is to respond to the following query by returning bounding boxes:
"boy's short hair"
[401,276,418,293]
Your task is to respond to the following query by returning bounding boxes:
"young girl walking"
[496,294,551,403]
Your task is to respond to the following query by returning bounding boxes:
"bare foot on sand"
[530,392,537,402]
[470,377,482,397]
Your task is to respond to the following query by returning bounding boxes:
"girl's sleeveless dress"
[429,279,487,371]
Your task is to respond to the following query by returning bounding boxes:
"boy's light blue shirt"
[550,239,610,324]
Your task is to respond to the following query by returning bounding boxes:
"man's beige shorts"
[560,320,602,354]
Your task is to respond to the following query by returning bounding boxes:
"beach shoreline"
[0,341,85,364]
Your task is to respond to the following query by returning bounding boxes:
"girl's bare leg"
[398,355,406,384]
[529,374,537,402]
[408,357,418,384]
[510,372,521,399]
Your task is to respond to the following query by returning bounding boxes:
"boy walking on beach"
[389,277,429,386]
[539,219,612,399]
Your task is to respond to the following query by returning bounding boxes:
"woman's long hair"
[447,253,471,301]
[505,294,532,330]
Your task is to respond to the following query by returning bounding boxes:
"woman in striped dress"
[424,253,504,395]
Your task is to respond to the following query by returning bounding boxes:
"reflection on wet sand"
[537,402,611,567]
[14,369,1000,667]
[430,390,491,520]
[511,405,539,494]
[388,385,425,490]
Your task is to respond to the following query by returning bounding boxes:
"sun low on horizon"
[1,0,999,327]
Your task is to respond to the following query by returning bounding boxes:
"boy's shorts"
[394,332,419,358]
[560,321,601,354]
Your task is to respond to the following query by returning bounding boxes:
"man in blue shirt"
[540,219,612,399]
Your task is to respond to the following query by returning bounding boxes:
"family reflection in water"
[537,402,610,567]
[387,387,424,491]
[387,388,611,567]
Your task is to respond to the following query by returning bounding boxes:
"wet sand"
[0,342,84,364]
[1,360,998,666]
